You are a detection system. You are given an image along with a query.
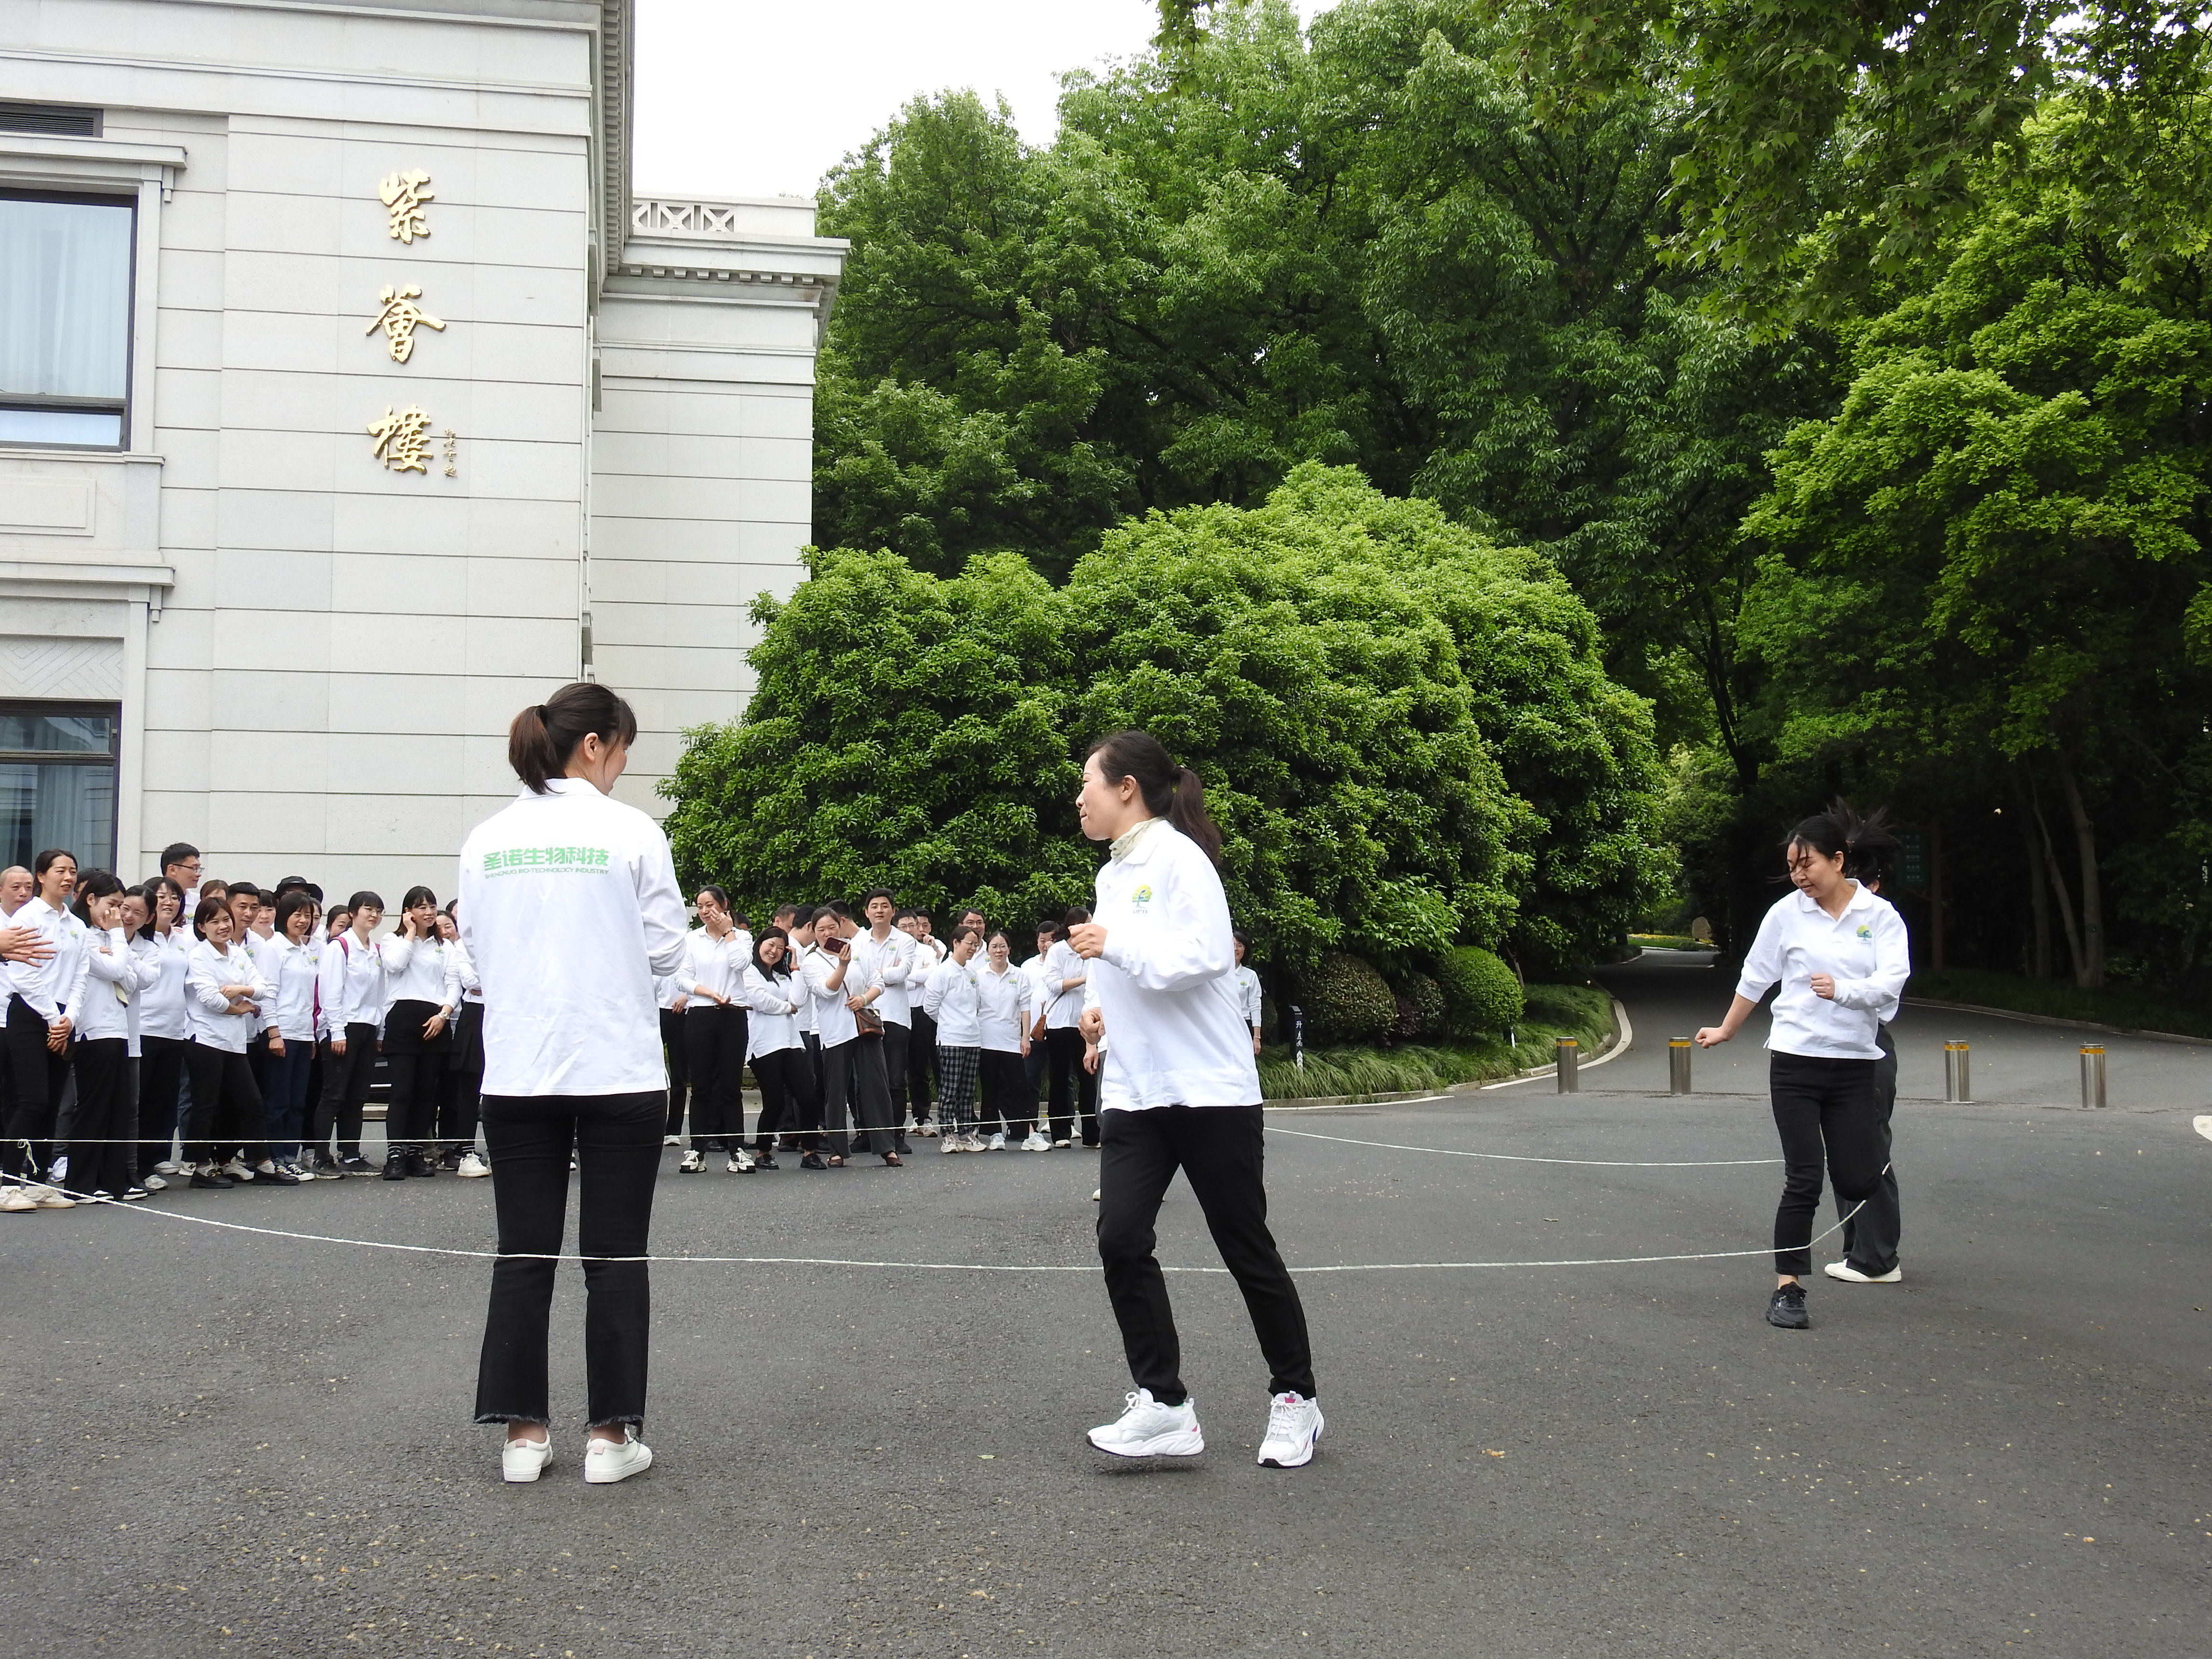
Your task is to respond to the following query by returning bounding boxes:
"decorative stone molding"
[0,634,125,700]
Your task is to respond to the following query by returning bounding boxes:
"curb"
[1902,997,2212,1050]
[1259,995,1633,1109]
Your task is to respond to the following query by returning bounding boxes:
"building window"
[0,190,134,449]
[0,703,118,873]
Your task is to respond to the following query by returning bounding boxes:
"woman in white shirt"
[377,885,458,1180]
[1695,803,1910,1332]
[679,885,754,1174]
[182,893,289,1188]
[897,909,944,1134]
[436,906,490,1177]
[261,891,324,1179]
[1071,731,1321,1471]
[132,877,192,1190]
[58,869,156,1200]
[920,926,986,1152]
[310,895,385,1176]
[457,681,688,1487]
[741,927,809,1170]
[2,848,81,1193]
[972,927,1032,1152]
[1037,909,1094,1148]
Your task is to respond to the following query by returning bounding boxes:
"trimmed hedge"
[1300,953,1398,1045]
[1436,946,1525,1038]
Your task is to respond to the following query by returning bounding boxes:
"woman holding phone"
[377,886,457,1180]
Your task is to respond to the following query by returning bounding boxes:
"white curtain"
[0,196,132,400]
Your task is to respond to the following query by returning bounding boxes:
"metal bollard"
[2080,1044,2106,1109]
[1556,1037,1579,1094]
[1669,1037,1692,1095]
[1944,1040,1971,1103]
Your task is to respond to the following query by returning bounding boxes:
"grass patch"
[1908,968,2212,1040]
[1629,934,1710,951]
[1258,982,1615,1100]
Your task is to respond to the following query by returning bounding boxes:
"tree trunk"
[2055,752,2104,990]
[2027,765,2087,985]
[2013,767,2052,979]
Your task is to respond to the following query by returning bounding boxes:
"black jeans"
[1046,1026,1098,1144]
[137,1034,187,1178]
[183,1041,266,1167]
[882,1021,911,1127]
[905,1008,937,1120]
[1097,1104,1314,1405]
[3,995,69,1178]
[65,1037,130,1193]
[263,1042,314,1161]
[978,1048,1032,1140]
[312,1024,378,1160]
[438,1001,485,1156]
[381,1000,450,1158]
[474,1090,663,1430]
[1839,1026,1903,1274]
[1769,1051,1886,1276]
[684,1003,748,1152]
[749,1046,813,1152]
[661,1007,689,1138]
[821,1035,896,1157]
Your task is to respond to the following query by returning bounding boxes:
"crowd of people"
[0,840,1271,1208]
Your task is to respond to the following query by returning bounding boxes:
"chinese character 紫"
[377,169,434,243]
[366,284,445,363]
[366,405,433,473]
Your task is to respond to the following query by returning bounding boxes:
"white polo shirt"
[1735,881,1911,1061]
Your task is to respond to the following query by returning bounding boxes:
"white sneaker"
[964,1133,989,1153]
[986,1132,1007,1152]
[728,1148,757,1173]
[1087,1389,1203,1458]
[1257,1392,1324,1468]
[1823,1260,1903,1284]
[678,1149,704,1173]
[941,1134,963,1153]
[224,1157,253,1181]
[583,1430,653,1484]
[46,1155,69,1187]
[501,1434,553,1483]
[28,1185,74,1209]
[142,1174,168,1192]
[0,1185,36,1213]
[1053,1139,1071,1149]
[1021,1132,1051,1151]
[457,1151,491,1178]
[662,1135,680,1147]
[154,1159,180,1176]
[1091,1188,1101,1202]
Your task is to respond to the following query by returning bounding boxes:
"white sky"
[632,0,1329,203]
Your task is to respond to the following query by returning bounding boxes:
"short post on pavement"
[1944,1040,1971,1103]
[1668,1037,1692,1095]
[1556,1036,1579,1094]
[2080,1043,2106,1110]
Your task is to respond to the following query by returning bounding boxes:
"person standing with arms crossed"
[460,682,689,1486]
[1071,732,1322,1469]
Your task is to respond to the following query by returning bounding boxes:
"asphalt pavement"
[4,951,2209,1658]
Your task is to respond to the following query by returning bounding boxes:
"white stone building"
[0,0,844,898]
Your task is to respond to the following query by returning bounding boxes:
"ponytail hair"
[1087,730,1222,863]
[508,681,639,794]
[1783,799,1899,886]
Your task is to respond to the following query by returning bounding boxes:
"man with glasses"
[160,844,204,905]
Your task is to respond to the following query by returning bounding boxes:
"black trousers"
[312,1024,378,1159]
[137,1034,188,1178]
[1096,1104,1314,1405]
[182,1040,266,1167]
[438,1001,485,1155]
[821,1035,897,1157]
[750,1046,814,1151]
[1046,1026,1098,1144]
[65,1037,131,1193]
[977,1048,1033,1140]
[882,1020,911,1126]
[1769,1051,1886,1276]
[661,1007,690,1137]
[905,1008,938,1119]
[1839,1026,1904,1275]
[3,995,69,1178]
[684,1003,749,1152]
[381,999,450,1158]
[475,1091,662,1430]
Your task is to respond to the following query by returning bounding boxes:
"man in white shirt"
[803,902,901,1166]
[897,908,943,1133]
[858,890,917,1154]
[1232,932,1264,1056]
[2,868,75,1189]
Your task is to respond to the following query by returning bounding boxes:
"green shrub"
[1299,953,1397,1044]
[1435,946,1524,1037]
[1391,971,1445,1037]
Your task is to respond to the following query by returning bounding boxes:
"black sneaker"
[406,1153,437,1178]
[799,1152,827,1170]
[311,1154,345,1179]
[190,1170,235,1190]
[339,1155,374,1176]
[754,1154,780,1171]
[381,1154,409,1181]
[1767,1282,1810,1329]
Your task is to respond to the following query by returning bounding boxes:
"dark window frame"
[0,699,122,875]
[0,186,137,453]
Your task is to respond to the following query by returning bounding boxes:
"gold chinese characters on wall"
[363,169,457,479]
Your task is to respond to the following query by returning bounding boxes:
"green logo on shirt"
[1133,885,1153,904]
[1855,924,1871,939]
[483,845,612,877]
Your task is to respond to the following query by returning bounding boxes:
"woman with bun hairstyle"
[1695,801,1909,1331]
[459,683,689,1487]
[182,892,288,1188]
[1071,732,1322,1471]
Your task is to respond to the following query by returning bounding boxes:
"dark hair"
[752,925,793,977]
[822,901,854,923]
[192,894,230,937]
[348,890,385,914]
[228,881,260,902]
[69,867,124,925]
[135,878,179,939]
[275,891,321,937]
[948,925,980,947]
[159,842,200,872]
[198,878,227,900]
[1061,906,1090,928]
[401,885,437,911]
[1232,929,1249,947]
[790,904,819,932]
[1036,915,1062,938]
[508,681,639,794]
[274,876,318,902]
[772,902,798,922]
[1087,730,1222,863]
[325,904,354,933]
[1784,800,1899,886]
[33,847,75,883]
[983,927,1010,949]
[862,887,895,908]
[697,884,731,912]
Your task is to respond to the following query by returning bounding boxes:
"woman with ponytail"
[1069,731,1322,1470]
[60,869,155,1200]
[458,683,688,1487]
[1695,800,1909,1331]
